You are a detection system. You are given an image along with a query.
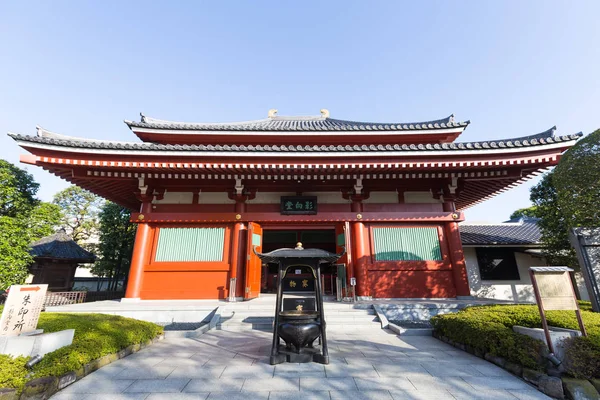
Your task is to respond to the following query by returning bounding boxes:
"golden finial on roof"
[268,109,278,118]
[320,109,330,118]
[295,242,303,250]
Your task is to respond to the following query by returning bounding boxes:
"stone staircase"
[216,301,381,332]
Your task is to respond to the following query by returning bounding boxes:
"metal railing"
[44,291,87,307]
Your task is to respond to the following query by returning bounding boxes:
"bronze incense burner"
[253,243,344,365]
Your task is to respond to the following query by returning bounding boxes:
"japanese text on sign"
[0,284,48,337]
[280,196,317,215]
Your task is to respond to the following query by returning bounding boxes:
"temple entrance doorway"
[260,227,338,295]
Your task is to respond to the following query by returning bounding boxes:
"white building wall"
[464,247,590,302]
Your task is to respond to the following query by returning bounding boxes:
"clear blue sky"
[1,1,598,222]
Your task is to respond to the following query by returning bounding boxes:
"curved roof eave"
[8,129,582,157]
[124,113,470,133]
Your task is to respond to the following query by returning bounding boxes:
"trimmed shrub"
[0,312,162,394]
[431,303,600,376]
[0,355,29,392]
[562,336,600,379]
[430,308,546,369]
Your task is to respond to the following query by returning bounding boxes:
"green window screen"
[252,233,262,246]
[373,227,442,261]
[336,233,345,246]
[155,228,225,262]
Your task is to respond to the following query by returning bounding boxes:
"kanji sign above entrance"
[281,196,317,215]
[0,285,48,337]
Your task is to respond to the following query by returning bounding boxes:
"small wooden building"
[10,110,580,300]
[29,230,96,291]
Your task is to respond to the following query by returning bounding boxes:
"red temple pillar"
[443,200,471,297]
[228,196,248,299]
[351,197,369,298]
[125,201,153,299]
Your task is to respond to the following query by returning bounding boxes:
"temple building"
[9,110,581,300]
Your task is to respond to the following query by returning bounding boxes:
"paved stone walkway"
[50,329,551,400]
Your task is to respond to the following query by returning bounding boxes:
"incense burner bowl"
[278,311,320,353]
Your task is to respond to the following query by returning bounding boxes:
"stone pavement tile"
[203,356,254,366]
[268,391,330,400]
[124,379,191,393]
[141,351,197,358]
[372,363,431,377]
[275,363,325,372]
[183,378,245,392]
[330,389,393,399]
[399,337,455,351]
[49,393,89,400]
[345,356,393,365]
[420,362,484,377]
[275,370,327,378]
[389,389,456,400]
[471,364,515,377]
[60,378,136,393]
[325,364,379,377]
[461,377,532,391]
[300,377,358,391]
[155,357,209,368]
[251,356,272,365]
[167,366,226,378]
[114,356,167,368]
[220,364,274,378]
[81,364,125,378]
[354,377,415,391]
[242,377,299,391]
[440,351,488,364]
[207,392,269,400]
[190,352,237,361]
[146,394,210,400]
[118,366,177,379]
[449,389,519,399]
[508,390,552,400]
[407,376,474,392]
[83,395,150,400]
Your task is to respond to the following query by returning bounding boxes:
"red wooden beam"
[130,211,465,224]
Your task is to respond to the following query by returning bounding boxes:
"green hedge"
[430,302,600,377]
[0,312,163,394]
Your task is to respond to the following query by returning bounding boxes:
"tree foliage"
[53,186,104,247]
[0,160,62,290]
[553,129,600,228]
[527,130,600,269]
[530,173,577,267]
[0,159,39,217]
[509,206,539,220]
[92,202,136,291]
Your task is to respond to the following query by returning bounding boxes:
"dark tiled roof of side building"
[30,230,96,262]
[125,113,470,132]
[8,127,582,153]
[460,217,542,246]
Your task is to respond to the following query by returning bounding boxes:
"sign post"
[529,267,586,354]
[0,284,48,337]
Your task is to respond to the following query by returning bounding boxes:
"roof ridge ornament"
[449,114,455,123]
[140,112,146,123]
[320,109,330,118]
[268,109,278,119]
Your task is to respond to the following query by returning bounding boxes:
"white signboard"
[0,284,48,337]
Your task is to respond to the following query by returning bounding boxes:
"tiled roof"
[30,230,96,262]
[460,217,541,246]
[125,113,470,132]
[8,127,582,153]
